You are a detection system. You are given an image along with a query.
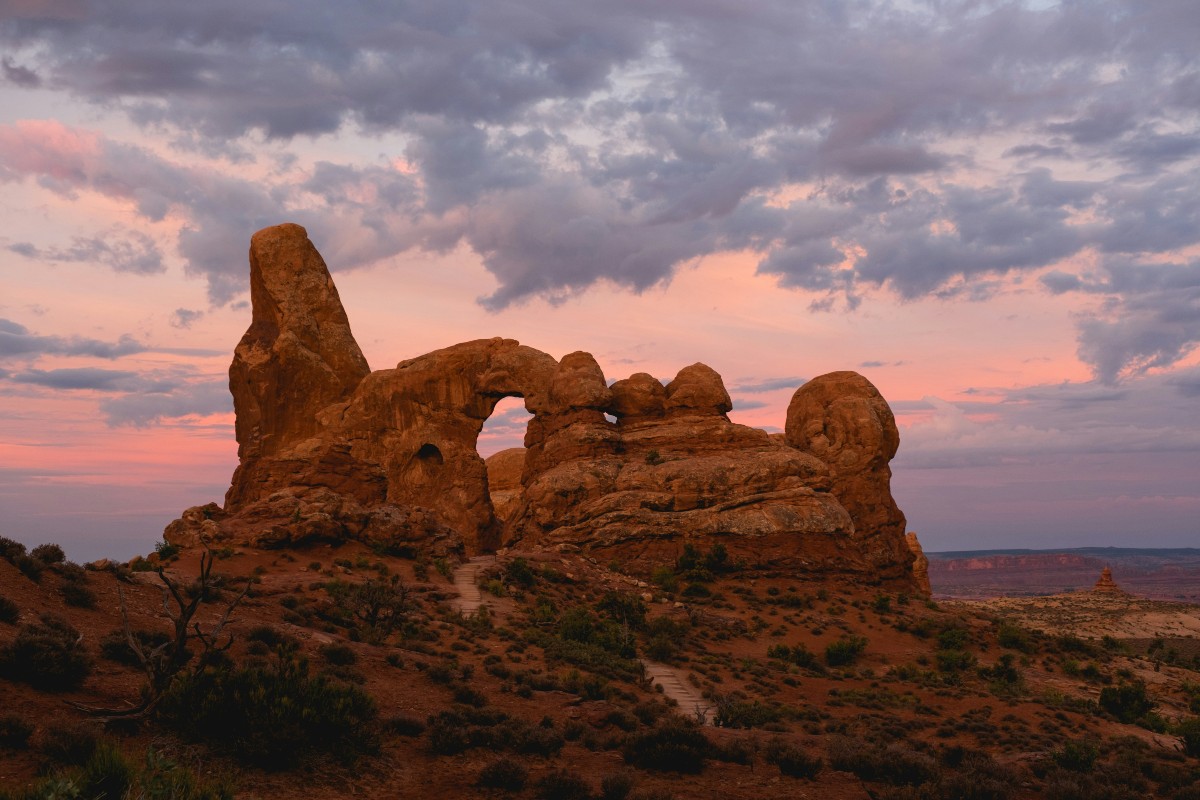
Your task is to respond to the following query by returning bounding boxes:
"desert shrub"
[325,576,412,642]
[1053,739,1099,772]
[997,621,1036,653]
[320,642,358,666]
[60,579,97,609]
[0,535,27,562]
[0,714,33,749]
[245,625,295,648]
[536,769,591,800]
[767,642,822,672]
[38,722,99,765]
[600,771,636,800]
[650,566,678,593]
[596,591,647,628]
[1099,682,1153,723]
[0,614,92,690]
[936,649,976,673]
[478,757,528,791]
[158,648,378,769]
[0,595,18,624]
[765,739,823,778]
[79,740,135,800]
[1176,717,1200,758]
[827,736,938,786]
[30,543,65,564]
[505,557,537,588]
[384,714,426,737]
[623,717,712,774]
[99,628,172,666]
[712,694,784,729]
[154,539,181,560]
[824,635,868,667]
[980,653,1024,694]
[931,751,1016,800]
[14,554,44,581]
[937,626,970,650]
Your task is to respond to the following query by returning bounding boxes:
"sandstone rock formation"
[165,223,916,587]
[906,532,931,596]
[1093,566,1123,594]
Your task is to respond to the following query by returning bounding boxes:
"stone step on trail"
[642,660,713,725]
[451,555,496,615]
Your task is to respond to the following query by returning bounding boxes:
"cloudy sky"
[1,0,1197,561]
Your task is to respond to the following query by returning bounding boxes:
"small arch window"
[416,443,444,465]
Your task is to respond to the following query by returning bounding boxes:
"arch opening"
[476,395,534,538]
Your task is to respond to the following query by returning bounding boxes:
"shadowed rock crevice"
[166,223,918,590]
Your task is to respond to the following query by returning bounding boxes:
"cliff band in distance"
[166,224,921,590]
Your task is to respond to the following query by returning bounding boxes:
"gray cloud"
[98,379,232,427]
[8,229,163,274]
[10,367,142,391]
[730,376,807,394]
[1,57,40,87]
[897,371,1200,471]
[169,308,204,329]
[1,0,1198,381]
[0,318,146,360]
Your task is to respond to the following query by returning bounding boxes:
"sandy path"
[643,660,713,724]
[450,555,495,615]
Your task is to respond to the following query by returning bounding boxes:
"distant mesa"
[164,223,920,591]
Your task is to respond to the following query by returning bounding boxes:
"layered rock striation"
[166,223,917,588]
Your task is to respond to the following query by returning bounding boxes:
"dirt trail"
[450,555,495,615]
[642,660,713,724]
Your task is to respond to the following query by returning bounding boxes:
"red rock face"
[906,532,932,597]
[165,224,916,588]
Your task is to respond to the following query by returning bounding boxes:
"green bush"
[478,757,527,791]
[600,771,636,800]
[0,714,33,749]
[767,642,822,672]
[824,635,868,667]
[320,642,358,666]
[827,736,938,786]
[1099,682,1153,723]
[766,740,823,778]
[997,622,1036,653]
[31,543,66,564]
[536,769,591,800]
[1052,738,1098,772]
[99,628,172,666]
[79,741,134,800]
[14,554,44,582]
[596,591,647,628]
[0,614,92,690]
[504,557,537,588]
[937,626,971,650]
[623,717,712,773]
[60,580,97,610]
[0,595,18,624]
[158,648,378,769]
[1176,717,1200,758]
[0,536,27,562]
[38,722,99,765]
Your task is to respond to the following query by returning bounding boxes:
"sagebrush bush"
[158,648,378,769]
[824,635,868,667]
[826,736,938,786]
[766,739,823,778]
[478,757,528,791]
[623,716,712,774]
[0,614,92,690]
[0,714,33,749]
[38,722,100,766]
[0,535,27,562]
[0,595,18,624]
[600,771,636,800]
[536,769,591,800]
[31,543,66,564]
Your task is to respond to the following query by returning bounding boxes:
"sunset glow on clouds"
[1,0,1197,560]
